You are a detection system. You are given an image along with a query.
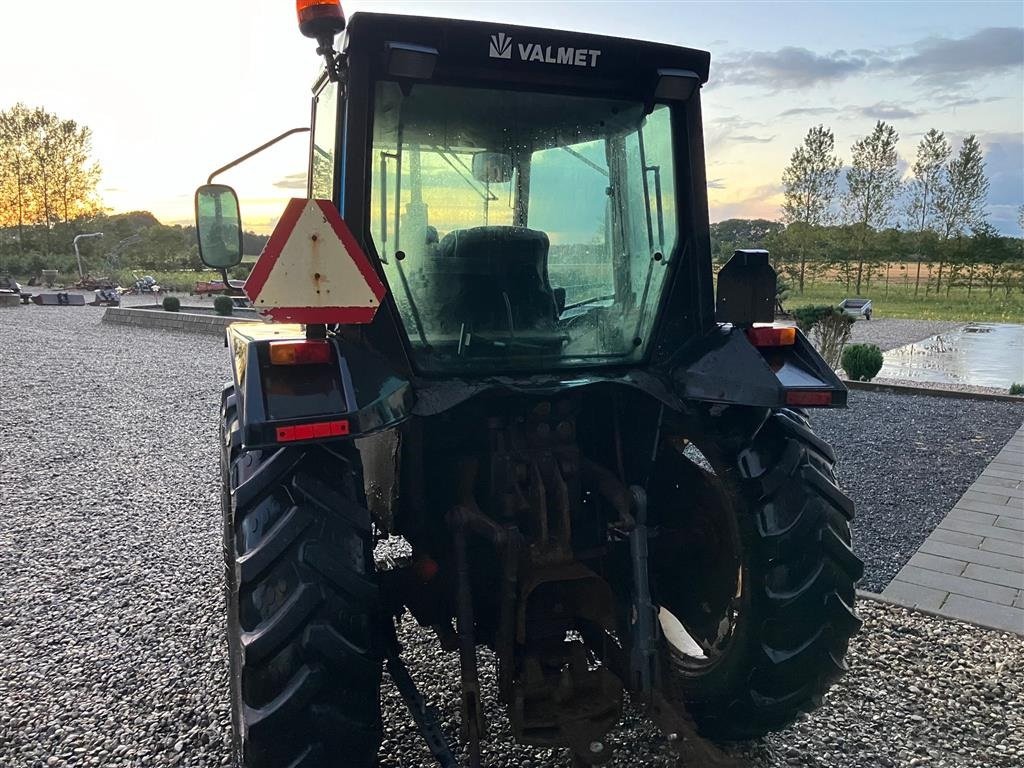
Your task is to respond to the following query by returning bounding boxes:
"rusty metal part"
[513,641,621,765]
[511,560,623,762]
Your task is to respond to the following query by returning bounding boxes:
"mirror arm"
[207,127,311,184]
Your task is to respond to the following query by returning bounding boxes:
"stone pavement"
[881,423,1024,634]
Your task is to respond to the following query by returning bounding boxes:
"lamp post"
[73,232,104,280]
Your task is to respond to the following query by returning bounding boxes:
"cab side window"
[311,80,338,199]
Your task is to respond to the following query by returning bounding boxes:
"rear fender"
[671,325,847,408]
[225,322,413,451]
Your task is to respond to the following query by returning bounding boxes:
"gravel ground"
[846,319,963,352]
[807,390,1024,593]
[1,306,1021,768]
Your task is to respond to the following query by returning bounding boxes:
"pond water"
[878,323,1024,389]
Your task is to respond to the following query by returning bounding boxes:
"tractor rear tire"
[653,408,863,740]
[220,394,383,768]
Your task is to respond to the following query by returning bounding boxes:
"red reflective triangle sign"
[245,198,387,324]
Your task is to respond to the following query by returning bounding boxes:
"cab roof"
[342,12,711,91]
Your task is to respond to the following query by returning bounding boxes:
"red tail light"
[269,340,332,366]
[786,390,833,406]
[276,419,350,442]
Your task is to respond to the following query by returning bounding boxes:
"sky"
[1,0,1021,234]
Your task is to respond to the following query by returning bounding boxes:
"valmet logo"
[488,32,602,68]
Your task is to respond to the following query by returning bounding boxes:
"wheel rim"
[650,442,745,674]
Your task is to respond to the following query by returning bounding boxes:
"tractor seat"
[428,226,558,335]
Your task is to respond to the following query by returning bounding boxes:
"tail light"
[276,419,350,442]
[747,326,796,347]
[786,390,833,406]
[269,340,332,365]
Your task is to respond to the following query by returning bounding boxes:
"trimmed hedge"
[841,343,884,382]
[162,296,181,312]
[213,295,234,316]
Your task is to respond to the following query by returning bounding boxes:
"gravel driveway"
[1,308,1020,767]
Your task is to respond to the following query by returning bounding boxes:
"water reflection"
[878,323,1024,388]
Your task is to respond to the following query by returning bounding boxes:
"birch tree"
[933,135,989,292]
[781,125,841,291]
[844,120,901,294]
[905,129,950,295]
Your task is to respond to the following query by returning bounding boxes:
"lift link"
[627,487,741,768]
[447,507,488,768]
[383,621,459,768]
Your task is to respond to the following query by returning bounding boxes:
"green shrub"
[841,343,884,381]
[162,296,181,312]
[1010,382,1024,396]
[213,295,234,316]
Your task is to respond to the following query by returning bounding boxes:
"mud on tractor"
[195,4,862,766]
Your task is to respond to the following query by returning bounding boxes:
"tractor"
[194,4,862,767]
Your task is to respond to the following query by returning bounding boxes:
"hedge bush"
[162,296,181,312]
[841,343,884,381]
[213,295,234,316]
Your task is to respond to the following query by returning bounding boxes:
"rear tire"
[652,408,863,740]
[220,392,383,767]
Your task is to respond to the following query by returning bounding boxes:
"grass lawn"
[787,283,1024,322]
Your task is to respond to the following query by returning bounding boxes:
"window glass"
[370,81,678,373]
[311,80,337,199]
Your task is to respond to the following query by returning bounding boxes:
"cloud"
[718,47,868,88]
[273,172,307,190]
[707,178,726,190]
[943,95,1007,109]
[732,134,776,144]
[859,102,921,120]
[718,27,1024,91]
[896,27,1024,86]
[778,107,841,117]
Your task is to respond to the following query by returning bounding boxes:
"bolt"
[666,732,679,742]
[589,742,604,754]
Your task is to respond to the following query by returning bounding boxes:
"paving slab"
[883,423,1024,634]
[938,515,1024,543]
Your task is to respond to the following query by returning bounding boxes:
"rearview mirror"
[472,152,513,184]
[195,184,244,269]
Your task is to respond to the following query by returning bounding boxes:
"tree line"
[0,104,102,251]
[0,212,269,279]
[711,121,1023,298]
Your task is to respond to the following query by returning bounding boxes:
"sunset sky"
[1,1,1021,234]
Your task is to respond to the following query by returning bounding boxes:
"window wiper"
[562,293,615,312]
[561,146,608,177]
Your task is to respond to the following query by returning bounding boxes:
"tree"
[905,129,951,296]
[933,135,989,293]
[0,104,101,251]
[936,135,989,240]
[844,121,901,294]
[781,125,841,291]
[709,218,784,263]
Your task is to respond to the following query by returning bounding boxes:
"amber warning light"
[297,0,346,39]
